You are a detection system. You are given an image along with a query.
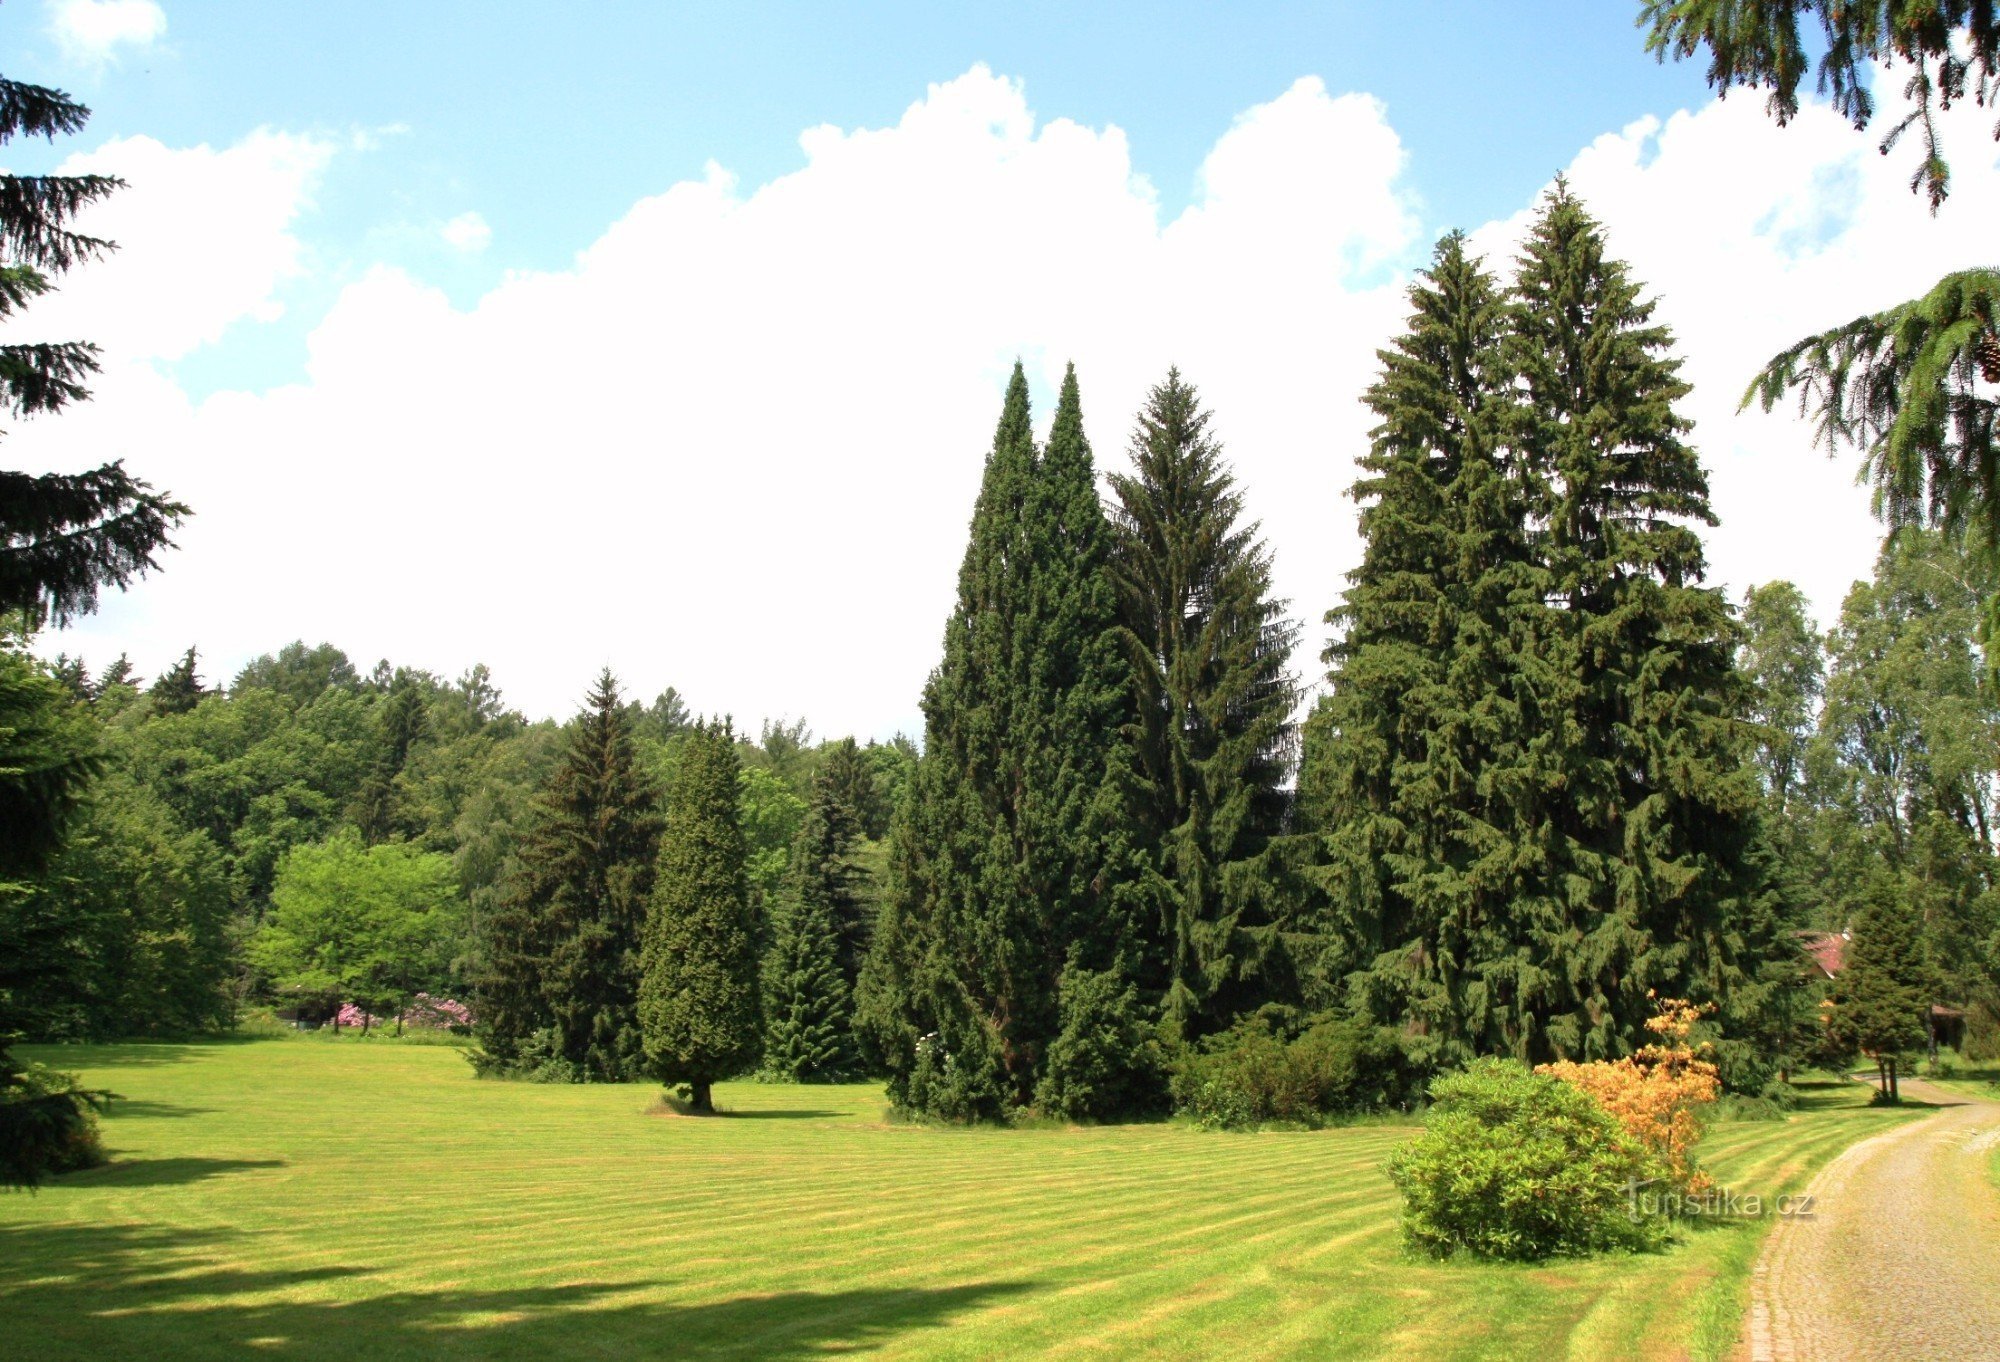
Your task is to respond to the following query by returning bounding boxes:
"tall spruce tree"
[1300,231,1537,1056]
[760,798,861,1082]
[640,719,763,1111]
[862,362,1142,1118]
[475,670,661,1080]
[1506,183,1770,1060]
[1108,368,1298,1037]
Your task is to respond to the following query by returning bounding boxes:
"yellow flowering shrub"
[1537,998,1721,1194]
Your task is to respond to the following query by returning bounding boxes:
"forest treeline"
[5,186,1997,1123]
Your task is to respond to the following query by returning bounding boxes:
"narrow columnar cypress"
[640,719,763,1112]
[1108,368,1298,1038]
[1505,182,1768,1060]
[475,670,662,1079]
[861,362,1142,1118]
[1300,231,1534,1058]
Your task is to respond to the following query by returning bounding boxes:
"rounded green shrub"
[1385,1058,1666,1261]
[1170,1011,1417,1128]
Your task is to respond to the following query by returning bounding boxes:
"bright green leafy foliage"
[16,773,232,1039]
[477,671,662,1081]
[1808,533,2000,1022]
[251,832,462,1027]
[640,720,763,1111]
[1388,1058,1665,1260]
[864,362,1144,1119]
[1108,369,1298,1039]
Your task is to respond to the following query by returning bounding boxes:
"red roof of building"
[1802,931,1846,978]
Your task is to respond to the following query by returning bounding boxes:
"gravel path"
[1744,1078,2000,1361]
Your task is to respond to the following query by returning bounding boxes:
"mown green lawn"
[1,1040,1921,1361]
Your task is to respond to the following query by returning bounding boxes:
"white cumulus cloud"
[440,211,491,254]
[45,0,165,66]
[11,129,334,363]
[17,65,2000,738]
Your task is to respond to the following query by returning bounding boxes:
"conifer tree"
[94,653,136,694]
[0,77,185,626]
[760,818,860,1083]
[1506,183,1769,1059]
[148,646,205,715]
[354,673,429,843]
[1108,368,1298,1037]
[640,719,762,1112]
[1300,231,1536,1055]
[1827,890,1934,1102]
[798,742,870,989]
[475,670,661,1079]
[864,362,1142,1117]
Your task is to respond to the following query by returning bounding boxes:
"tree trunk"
[689,1081,714,1115]
[1889,1057,1900,1103]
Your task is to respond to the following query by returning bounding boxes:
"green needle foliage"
[1642,1,2000,210]
[1508,184,1769,1060]
[147,647,206,716]
[1744,268,2000,555]
[862,362,1143,1119]
[476,671,662,1081]
[1827,890,1935,1101]
[761,769,866,1082]
[1108,369,1298,1039]
[1301,230,1535,1058]
[641,719,763,1113]
[0,76,185,628]
[1306,196,1773,1064]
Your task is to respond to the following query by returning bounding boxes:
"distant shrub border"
[1387,1058,1666,1261]
[1170,1010,1420,1129]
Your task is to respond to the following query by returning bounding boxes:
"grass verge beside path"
[1,1041,1921,1361]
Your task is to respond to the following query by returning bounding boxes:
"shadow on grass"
[714,1109,846,1121]
[64,1157,288,1187]
[14,1042,211,1069]
[0,1222,1031,1360]
[103,1100,215,1121]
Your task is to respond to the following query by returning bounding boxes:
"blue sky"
[4,2,1716,397]
[6,1,1992,734]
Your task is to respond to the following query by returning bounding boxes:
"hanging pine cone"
[1978,330,2000,385]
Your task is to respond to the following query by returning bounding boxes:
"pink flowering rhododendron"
[334,1003,379,1029]
[400,994,474,1028]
